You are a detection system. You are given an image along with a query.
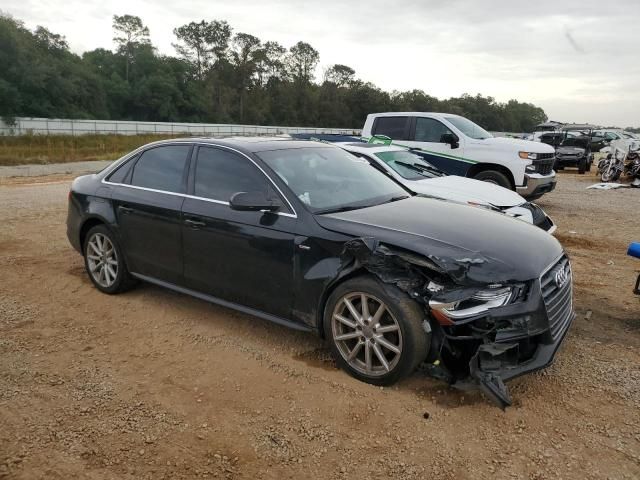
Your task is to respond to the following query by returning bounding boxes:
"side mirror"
[229,191,279,212]
[440,133,459,149]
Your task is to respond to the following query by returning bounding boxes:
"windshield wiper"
[316,194,409,215]
[315,204,368,215]
[395,160,443,176]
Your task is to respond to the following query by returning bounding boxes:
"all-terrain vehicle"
[554,124,597,174]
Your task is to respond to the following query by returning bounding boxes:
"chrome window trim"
[100,140,298,218]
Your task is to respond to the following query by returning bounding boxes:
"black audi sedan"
[67,138,574,407]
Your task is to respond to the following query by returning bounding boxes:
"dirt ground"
[1,170,639,480]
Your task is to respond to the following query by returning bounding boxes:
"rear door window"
[372,116,409,140]
[130,145,191,193]
[413,117,454,143]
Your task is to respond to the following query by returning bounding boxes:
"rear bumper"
[516,172,557,200]
[66,196,83,254]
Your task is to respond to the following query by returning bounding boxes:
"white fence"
[0,117,362,137]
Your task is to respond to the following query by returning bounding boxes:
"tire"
[472,170,511,189]
[601,164,621,183]
[83,224,136,294]
[323,276,430,386]
[578,158,586,174]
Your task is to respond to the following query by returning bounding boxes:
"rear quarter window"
[372,116,409,140]
[106,154,138,184]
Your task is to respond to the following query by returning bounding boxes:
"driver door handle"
[185,218,206,228]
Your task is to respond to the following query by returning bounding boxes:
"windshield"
[444,116,493,140]
[259,146,409,214]
[374,150,441,180]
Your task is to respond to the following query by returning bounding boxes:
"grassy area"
[0,134,180,166]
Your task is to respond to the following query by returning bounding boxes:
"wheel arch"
[316,267,369,339]
[466,163,516,190]
[79,216,111,254]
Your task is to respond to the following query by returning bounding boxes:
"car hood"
[473,137,555,153]
[407,175,525,208]
[557,146,586,153]
[315,197,562,286]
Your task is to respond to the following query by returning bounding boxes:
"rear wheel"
[324,276,429,385]
[472,170,511,189]
[83,225,135,294]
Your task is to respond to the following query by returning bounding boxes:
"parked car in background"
[554,125,596,174]
[593,129,640,152]
[338,142,556,233]
[527,121,565,142]
[361,113,557,200]
[66,138,574,407]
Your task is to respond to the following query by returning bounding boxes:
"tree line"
[0,13,549,132]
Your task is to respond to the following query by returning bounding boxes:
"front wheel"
[578,157,587,174]
[472,170,512,189]
[83,224,136,294]
[601,163,621,183]
[324,276,430,385]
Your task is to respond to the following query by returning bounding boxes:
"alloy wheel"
[86,233,118,288]
[331,292,403,377]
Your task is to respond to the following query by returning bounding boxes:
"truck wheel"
[472,170,512,189]
[578,158,587,174]
[323,276,430,386]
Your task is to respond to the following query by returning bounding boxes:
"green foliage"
[0,12,550,132]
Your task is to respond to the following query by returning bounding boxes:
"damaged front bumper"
[339,238,573,409]
[435,256,575,408]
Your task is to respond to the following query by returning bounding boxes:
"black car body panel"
[66,138,574,407]
[315,196,562,286]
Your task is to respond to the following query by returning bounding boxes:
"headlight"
[466,201,493,210]
[519,151,538,160]
[429,286,513,323]
[525,164,537,173]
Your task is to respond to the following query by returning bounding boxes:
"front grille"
[540,256,573,340]
[533,158,555,175]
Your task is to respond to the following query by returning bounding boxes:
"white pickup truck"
[362,113,557,200]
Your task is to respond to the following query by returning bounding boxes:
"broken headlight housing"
[429,286,513,323]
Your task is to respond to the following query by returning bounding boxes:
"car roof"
[140,136,331,154]
[561,124,599,131]
[368,112,461,119]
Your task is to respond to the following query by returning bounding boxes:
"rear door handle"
[185,218,206,228]
[119,206,133,214]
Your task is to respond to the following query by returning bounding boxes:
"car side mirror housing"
[229,191,279,212]
[440,133,459,149]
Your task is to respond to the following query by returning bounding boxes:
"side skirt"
[130,272,314,333]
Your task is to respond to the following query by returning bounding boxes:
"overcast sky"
[4,0,640,126]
